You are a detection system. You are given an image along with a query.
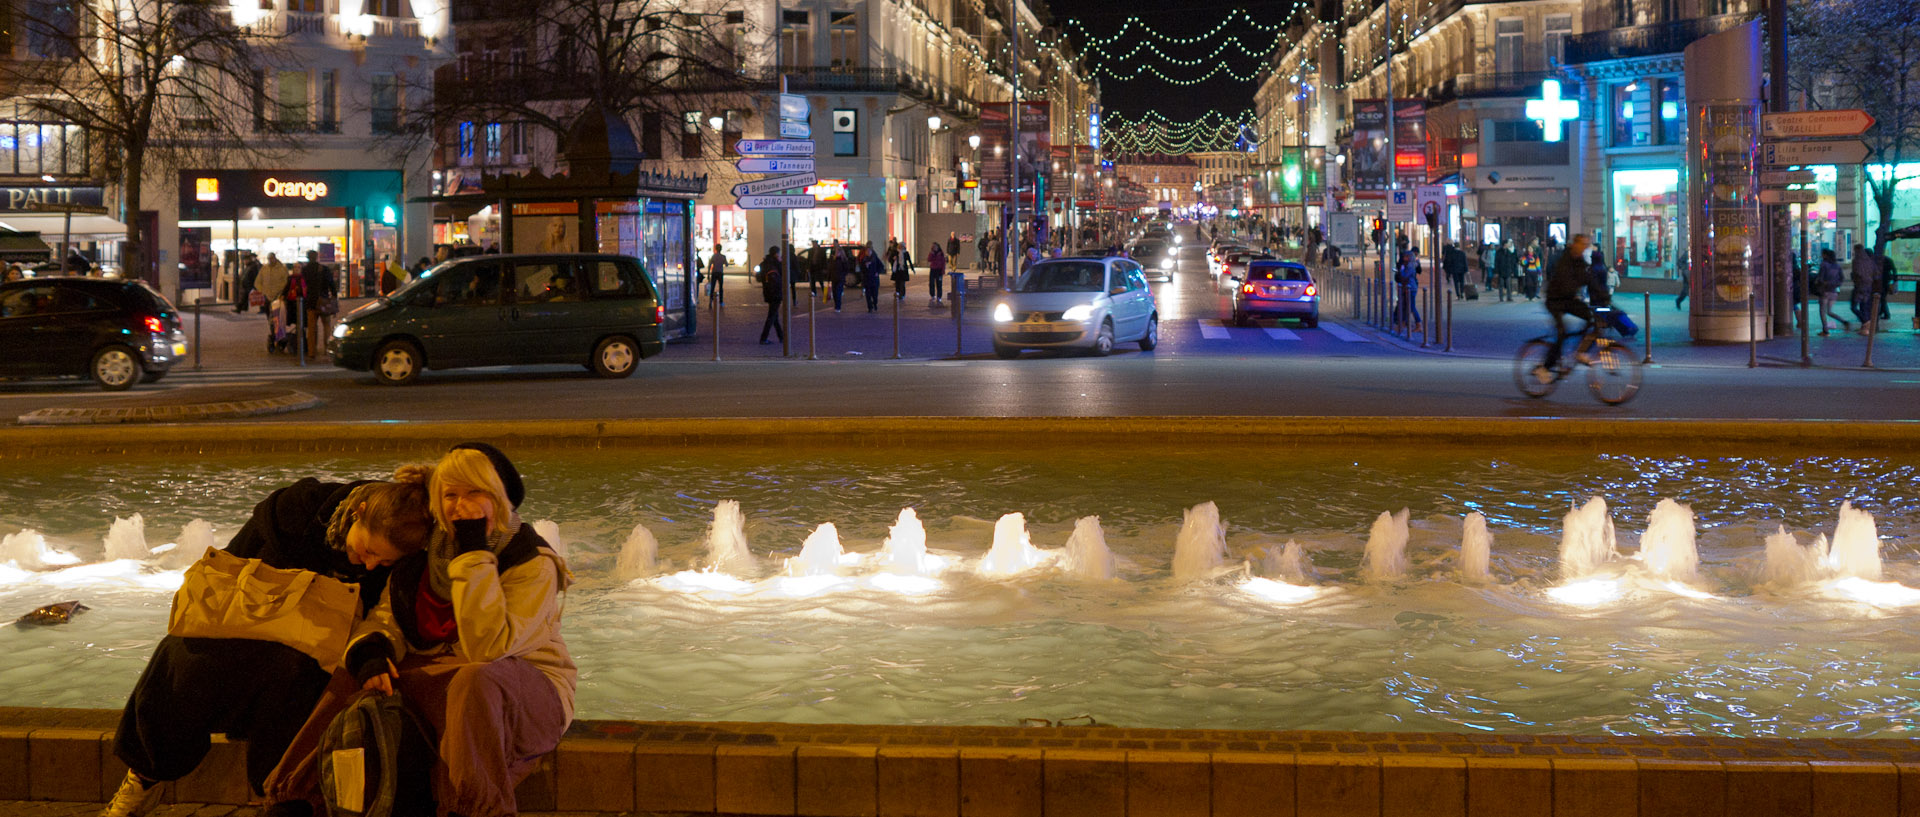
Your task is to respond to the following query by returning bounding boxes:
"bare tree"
[0,0,290,284]
[1789,0,1920,254]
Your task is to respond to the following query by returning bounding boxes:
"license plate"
[1022,322,1047,331]
[170,343,187,356]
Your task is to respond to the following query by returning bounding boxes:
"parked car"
[1231,260,1319,327]
[991,258,1159,358]
[328,253,664,385]
[0,277,187,390]
[1127,238,1176,281]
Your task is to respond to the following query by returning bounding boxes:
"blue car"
[1230,260,1318,328]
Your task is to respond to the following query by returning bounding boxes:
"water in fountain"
[1171,502,1226,581]
[1827,501,1881,581]
[787,524,845,577]
[102,515,149,562]
[533,520,566,557]
[705,500,756,575]
[614,522,659,582]
[1362,509,1410,580]
[1262,540,1316,584]
[1637,499,1698,583]
[1,529,77,570]
[881,509,931,575]
[979,513,1043,576]
[1558,497,1618,580]
[1760,526,1824,588]
[1459,512,1492,584]
[1061,516,1115,581]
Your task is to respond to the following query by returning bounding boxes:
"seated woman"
[103,467,436,817]
[265,443,575,817]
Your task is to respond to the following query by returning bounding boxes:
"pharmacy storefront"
[178,169,405,299]
[1607,166,1685,280]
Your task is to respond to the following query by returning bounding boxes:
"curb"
[14,391,323,426]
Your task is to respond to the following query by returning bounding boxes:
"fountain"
[1261,540,1316,584]
[979,513,1043,576]
[1459,512,1492,583]
[1362,509,1410,579]
[880,509,932,575]
[705,500,756,575]
[102,515,149,562]
[1,529,77,570]
[614,523,659,581]
[1558,497,1618,580]
[533,520,566,557]
[1637,499,1698,583]
[1760,526,1823,588]
[1171,502,1225,581]
[787,524,846,577]
[153,520,219,571]
[1060,516,1115,581]
[1827,501,1881,580]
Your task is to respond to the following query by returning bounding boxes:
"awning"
[0,230,50,261]
[0,214,126,237]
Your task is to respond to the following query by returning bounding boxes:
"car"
[328,253,665,385]
[1220,250,1274,282]
[0,277,187,390]
[1208,244,1249,276]
[1071,247,1114,258]
[1231,260,1319,327]
[1126,238,1176,281]
[991,257,1159,358]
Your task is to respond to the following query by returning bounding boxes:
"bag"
[319,691,435,817]
[167,548,360,667]
[1609,308,1639,337]
[249,290,268,309]
[317,292,339,316]
[1464,283,1479,301]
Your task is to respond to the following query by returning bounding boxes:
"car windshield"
[1247,264,1311,281]
[1013,261,1105,292]
[1132,241,1167,255]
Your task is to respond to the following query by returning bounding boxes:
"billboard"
[1348,100,1427,191]
[982,102,1051,203]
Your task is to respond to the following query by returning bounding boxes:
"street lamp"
[968,133,981,150]
[927,115,942,132]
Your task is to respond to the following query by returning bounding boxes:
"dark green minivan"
[328,253,664,385]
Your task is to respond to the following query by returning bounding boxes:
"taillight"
[1240,284,1255,294]
[142,316,164,333]
[655,305,665,325]
[1304,284,1317,297]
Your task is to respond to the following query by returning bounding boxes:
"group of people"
[103,442,574,817]
[230,251,338,361]
[743,233,974,345]
[1810,244,1906,335]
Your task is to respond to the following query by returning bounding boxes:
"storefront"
[1608,167,1684,280]
[788,179,866,247]
[178,169,405,298]
[695,203,749,270]
[0,185,123,273]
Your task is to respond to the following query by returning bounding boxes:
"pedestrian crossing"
[1193,320,1369,342]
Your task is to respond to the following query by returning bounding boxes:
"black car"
[0,277,187,390]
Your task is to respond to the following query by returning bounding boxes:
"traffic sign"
[1761,109,1874,139]
[1758,188,1819,205]
[731,173,818,197]
[736,194,817,210]
[1385,188,1414,222]
[1415,184,1445,225]
[1760,169,1817,186]
[778,120,812,139]
[734,139,814,156]
[736,157,815,174]
[1763,139,1869,166]
[778,94,810,123]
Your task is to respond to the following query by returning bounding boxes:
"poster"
[980,102,1050,203]
[178,227,212,289]
[1349,100,1427,190]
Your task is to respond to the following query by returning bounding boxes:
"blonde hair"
[429,448,514,535]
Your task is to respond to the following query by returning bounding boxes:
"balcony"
[1564,13,1754,65]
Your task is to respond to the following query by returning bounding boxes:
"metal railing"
[1564,13,1753,65]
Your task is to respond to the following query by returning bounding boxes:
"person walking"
[1394,249,1422,333]
[947,232,962,269]
[977,231,990,272]
[298,251,335,361]
[1815,248,1849,335]
[861,244,884,312]
[927,242,947,305]
[757,247,786,344]
[891,245,912,299]
[1494,239,1519,302]
[233,252,259,313]
[806,240,826,296]
[705,243,726,304]
[1850,244,1877,329]
[1519,240,1542,301]
[1876,250,1896,322]
[829,245,851,312]
[1441,242,1467,299]
[1479,242,1497,290]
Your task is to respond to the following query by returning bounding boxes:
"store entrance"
[181,207,397,301]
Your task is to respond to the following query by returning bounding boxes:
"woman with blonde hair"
[265,442,574,817]
[103,467,436,817]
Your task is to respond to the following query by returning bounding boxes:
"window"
[1492,119,1545,142]
[682,111,703,158]
[251,70,268,131]
[457,121,476,165]
[1544,15,1572,67]
[286,0,323,11]
[367,0,409,15]
[25,0,80,58]
[590,261,642,297]
[830,11,860,67]
[371,74,400,133]
[317,70,337,132]
[641,112,662,159]
[833,108,857,156]
[1494,18,1524,75]
[277,70,309,129]
[511,262,580,302]
[780,10,809,66]
[722,109,745,156]
[1656,79,1682,144]
[1611,82,1651,146]
[484,122,502,163]
[506,121,528,162]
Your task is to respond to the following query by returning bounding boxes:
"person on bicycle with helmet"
[1538,233,1595,377]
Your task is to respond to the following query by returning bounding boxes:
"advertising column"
[1684,21,1766,342]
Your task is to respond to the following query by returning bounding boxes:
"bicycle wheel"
[1512,339,1560,398]
[1586,340,1644,405]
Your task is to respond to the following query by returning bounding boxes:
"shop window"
[371,74,401,134]
[682,111,703,159]
[833,108,857,156]
[1609,168,1681,279]
[641,112,662,159]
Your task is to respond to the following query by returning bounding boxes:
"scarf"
[426,512,520,599]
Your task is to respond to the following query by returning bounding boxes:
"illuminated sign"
[807,179,848,202]
[195,178,220,202]
[1525,79,1580,143]
[1394,154,1427,168]
[262,177,330,201]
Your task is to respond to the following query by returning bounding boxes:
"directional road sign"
[1758,188,1819,205]
[736,157,815,174]
[734,139,815,156]
[736,194,817,210]
[1763,139,1870,166]
[778,94,810,123]
[778,120,812,139]
[1760,169,1817,187]
[732,173,818,198]
[1761,109,1875,139]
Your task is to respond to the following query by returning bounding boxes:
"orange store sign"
[808,179,848,202]
[261,177,330,201]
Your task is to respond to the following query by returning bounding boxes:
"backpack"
[318,691,435,817]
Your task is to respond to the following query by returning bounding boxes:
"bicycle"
[1512,308,1644,405]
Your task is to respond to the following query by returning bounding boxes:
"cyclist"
[1536,233,1596,380]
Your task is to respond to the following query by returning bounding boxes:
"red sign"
[807,179,849,202]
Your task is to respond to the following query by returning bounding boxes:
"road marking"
[1199,323,1230,340]
[1320,323,1368,342]
[1263,327,1300,341]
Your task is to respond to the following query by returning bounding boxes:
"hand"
[361,659,397,695]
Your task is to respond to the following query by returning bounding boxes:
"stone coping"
[2,416,1918,459]
[5,708,1920,815]
[14,389,321,426]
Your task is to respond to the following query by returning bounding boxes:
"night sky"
[1045,0,1294,125]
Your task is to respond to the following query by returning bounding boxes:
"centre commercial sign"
[177,169,403,219]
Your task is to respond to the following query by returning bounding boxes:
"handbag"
[168,548,360,668]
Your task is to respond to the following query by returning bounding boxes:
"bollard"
[193,297,203,371]
[892,288,901,359]
[711,294,721,362]
[1642,291,1654,364]
[1864,293,1881,368]
[295,294,306,367]
[1444,287,1452,352]
[952,272,967,356]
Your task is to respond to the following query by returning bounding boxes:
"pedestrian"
[1676,252,1691,310]
[829,245,850,311]
[977,231,990,272]
[806,240,826,296]
[1495,240,1519,302]
[299,251,335,361]
[1394,248,1422,333]
[861,244,884,312]
[1520,240,1542,300]
[885,239,900,272]
[1876,251,1896,322]
[1816,248,1849,335]
[233,252,259,313]
[1441,242,1467,299]
[1850,244,1876,328]
[410,256,432,276]
[263,445,574,817]
[891,245,912,299]
[947,232,962,268]
[256,252,291,351]
[705,243,726,305]
[757,246,785,344]
[103,466,434,817]
[927,242,947,305]
[2,263,20,282]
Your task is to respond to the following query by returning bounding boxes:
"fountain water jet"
[154,520,220,571]
[979,513,1043,576]
[1459,512,1492,583]
[1171,502,1226,581]
[533,520,566,557]
[1760,526,1823,588]
[1827,501,1881,581]
[881,509,931,575]
[1558,498,1618,580]
[1,529,77,570]
[1262,541,1316,584]
[1637,499,1698,583]
[1061,516,1115,581]
[103,515,149,562]
[787,524,845,577]
[705,500,756,575]
[614,523,659,581]
[1362,509,1410,580]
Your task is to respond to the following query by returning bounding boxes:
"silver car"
[991,258,1159,358]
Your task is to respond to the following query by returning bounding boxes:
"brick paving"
[0,805,729,816]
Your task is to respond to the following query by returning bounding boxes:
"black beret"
[451,442,524,508]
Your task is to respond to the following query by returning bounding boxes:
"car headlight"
[1160,258,1174,270]
[1173,235,1183,244]
[993,303,1013,323]
[1060,304,1094,322]
[331,323,349,339]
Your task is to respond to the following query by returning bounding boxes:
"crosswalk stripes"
[1194,319,1368,343]
[1319,323,1368,342]
[1262,327,1300,341]
[1199,323,1230,340]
